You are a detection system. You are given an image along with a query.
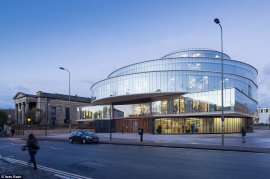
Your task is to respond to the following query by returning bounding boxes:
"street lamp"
[45,102,50,137]
[214,18,225,146]
[45,101,48,137]
[59,67,71,133]
[109,95,113,141]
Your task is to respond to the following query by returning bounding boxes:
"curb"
[26,136,270,154]
[98,141,270,154]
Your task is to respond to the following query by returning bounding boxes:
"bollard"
[138,128,144,142]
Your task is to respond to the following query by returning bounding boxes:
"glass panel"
[79,105,110,119]
[114,103,150,117]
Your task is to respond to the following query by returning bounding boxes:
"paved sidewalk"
[17,129,270,154]
[0,158,55,179]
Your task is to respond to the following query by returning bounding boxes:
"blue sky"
[0,0,270,108]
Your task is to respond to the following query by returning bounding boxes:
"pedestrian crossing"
[2,157,93,179]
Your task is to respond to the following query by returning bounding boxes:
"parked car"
[69,130,99,144]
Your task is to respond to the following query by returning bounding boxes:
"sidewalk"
[18,129,270,154]
[0,158,55,179]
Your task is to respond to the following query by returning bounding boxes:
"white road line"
[40,145,65,150]
[0,138,20,141]
[6,156,14,158]
[54,174,75,179]
[2,157,93,179]
[49,147,64,150]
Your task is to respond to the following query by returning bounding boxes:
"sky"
[0,0,270,109]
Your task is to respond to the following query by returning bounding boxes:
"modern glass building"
[77,49,258,134]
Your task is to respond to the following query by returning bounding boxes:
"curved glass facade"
[160,49,231,59]
[108,58,257,84]
[92,71,257,102]
[82,49,258,134]
[92,49,257,102]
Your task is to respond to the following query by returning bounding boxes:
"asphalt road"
[1,138,270,179]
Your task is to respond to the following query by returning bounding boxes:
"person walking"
[10,128,15,136]
[241,127,247,143]
[22,133,39,170]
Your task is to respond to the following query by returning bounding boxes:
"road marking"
[54,174,75,179]
[41,145,65,150]
[6,156,14,158]
[49,147,64,150]
[2,157,93,179]
[0,138,20,141]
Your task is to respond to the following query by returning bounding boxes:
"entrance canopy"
[90,92,186,105]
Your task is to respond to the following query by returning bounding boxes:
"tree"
[0,111,8,127]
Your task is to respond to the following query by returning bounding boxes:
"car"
[69,130,99,144]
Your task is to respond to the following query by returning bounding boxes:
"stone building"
[13,91,91,125]
[257,107,270,124]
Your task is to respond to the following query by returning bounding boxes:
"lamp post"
[110,95,113,141]
[45,101,48,137]
[45,102,51,137]
[214,18,225,146]
[59,67,71,133]
[27,118,31,136]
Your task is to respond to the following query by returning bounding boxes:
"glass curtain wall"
[78,103,151,120]
[152,89,233,115]
[154,117,245,134]
[152,88,257,116]
[78,105,110,120]
[91,71,257,102]
[113,103,150,118]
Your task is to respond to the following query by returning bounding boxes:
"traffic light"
[27,118,31,125]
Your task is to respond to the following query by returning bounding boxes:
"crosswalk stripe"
[2,157,93,179]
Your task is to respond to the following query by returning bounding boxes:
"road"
[0,138,270,179]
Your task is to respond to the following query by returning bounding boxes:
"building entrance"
[115,117,151,133]
[185,118,202,134]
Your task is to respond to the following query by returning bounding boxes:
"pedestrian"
[241,127,246,143]
[22,133,39,170]
[10,128,15,136]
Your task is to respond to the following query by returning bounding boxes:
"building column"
[18,103,22,124]
[149,101,154,134]
[25,102,29,116]
[15,104,18,124]
[22,102,26,124]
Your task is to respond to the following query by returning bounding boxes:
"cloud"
[0,82,31,109]
[263,64,270,75]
